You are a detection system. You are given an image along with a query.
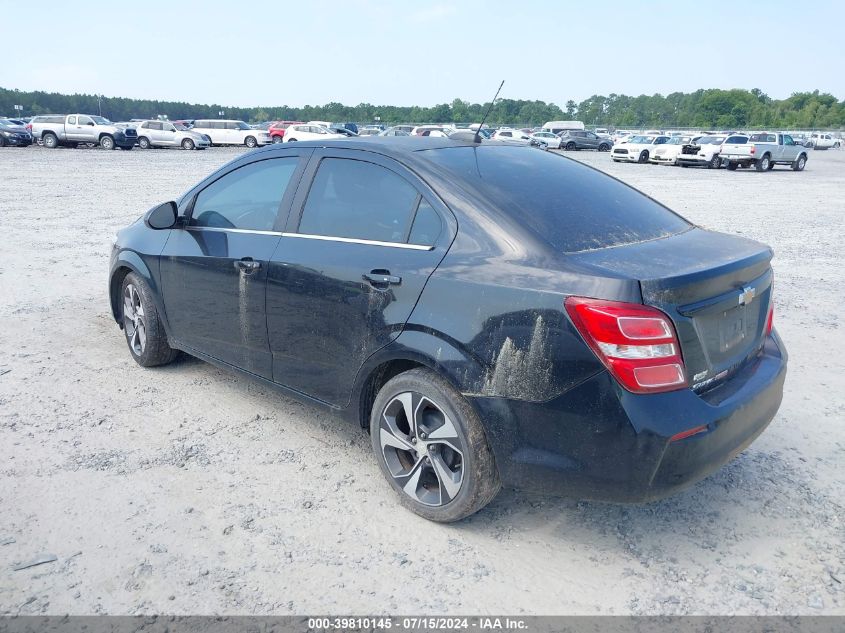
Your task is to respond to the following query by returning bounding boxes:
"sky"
[2,0,843,107]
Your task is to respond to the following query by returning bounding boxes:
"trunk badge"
[739,286,756,306]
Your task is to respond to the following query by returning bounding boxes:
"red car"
[268,121,304,143]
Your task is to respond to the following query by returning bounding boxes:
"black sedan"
[0,120,33,147]
[109,138,787,522]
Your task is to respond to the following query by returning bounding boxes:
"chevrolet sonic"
[109,138,787,522]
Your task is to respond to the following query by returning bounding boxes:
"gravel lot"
[0,143,843,616]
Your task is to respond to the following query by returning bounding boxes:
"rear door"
[160,151,309,377]
[265,149,454,406]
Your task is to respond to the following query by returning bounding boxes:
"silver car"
[135,120,210,150]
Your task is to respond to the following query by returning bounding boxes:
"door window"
[190,158,298,231]
[149,121,163,131]
[67,116,77,125]
[77,116,93,126]
[298,158,420,243]
[408,199,441,246]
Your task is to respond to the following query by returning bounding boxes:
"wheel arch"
[109,251,168,332]
[349,332,487,430]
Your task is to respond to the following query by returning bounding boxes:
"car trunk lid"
[566,228,773,391]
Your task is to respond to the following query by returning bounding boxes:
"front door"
[266,150,452,406]
[160,153,307,377]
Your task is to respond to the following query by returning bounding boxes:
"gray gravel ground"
[0,143,843,615]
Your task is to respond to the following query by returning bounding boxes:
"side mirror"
[146,201,178,230]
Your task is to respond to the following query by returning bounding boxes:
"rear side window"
[423,146,690,253]
[190,158,298,231]
[408,200,441,246]
[298,158,419,243]
[750,133,777,142]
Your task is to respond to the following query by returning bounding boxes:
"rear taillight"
[565,297,688,394]
[26,124,32,131]
[765,301,774,336]
[750,145,756,155]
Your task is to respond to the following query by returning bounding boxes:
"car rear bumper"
[676,156,710,165]
[469,331,787,502]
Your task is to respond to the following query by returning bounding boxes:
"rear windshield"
[422,146,690,253]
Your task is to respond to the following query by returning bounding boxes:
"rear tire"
[120,273,178,368]
[370,368,500,522]
[245,136,257,148]
[42,132,59,149]
[272,135,283,144]
[138,137,151,149]
[792,154,807,171]
[565,141,576,151]
[100,135,115,150]
[755,155,770,171]
[726,162,738,171]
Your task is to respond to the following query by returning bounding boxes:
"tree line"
[2,86,843,129]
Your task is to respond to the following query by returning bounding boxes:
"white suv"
[283,124,346,143]
[191,120,272,147]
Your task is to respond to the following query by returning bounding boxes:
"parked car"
[720,132,808,171]
[0,119,33,147]
[676,134,740,169]
[491,128,530,143]
[329,127,359,137]
[559,130,612,151]
[392,125,415,134]
[268,121,304,143]
[610,135,670,163]
[378,127,411,137]
[109,138,786,522]
[807,132,836,149]
[529,131,562,149]
[541,120,585,134]
[358,126,384,137]
[410,125,451,137]
[29,114,137,150]
[282,124,346,143]
[135,120,210,150]
[649,136,697,166]
[191,120,272,148]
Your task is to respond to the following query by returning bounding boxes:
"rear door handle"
[363,271,401,287]
[234,258,261,273]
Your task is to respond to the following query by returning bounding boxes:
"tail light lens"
[765,301,774,336]
[565,297,687,394]
[750,146,756,155]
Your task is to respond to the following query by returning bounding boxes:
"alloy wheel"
[123,283,147,356]
[378,392,465,506]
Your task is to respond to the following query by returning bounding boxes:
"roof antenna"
[474,80,504,143]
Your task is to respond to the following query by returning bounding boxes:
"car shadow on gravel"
[457,446,841,552]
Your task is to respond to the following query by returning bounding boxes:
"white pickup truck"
[29,114,138,150]
[719,132,808,172]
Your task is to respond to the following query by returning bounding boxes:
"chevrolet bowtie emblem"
[738,286,756,306]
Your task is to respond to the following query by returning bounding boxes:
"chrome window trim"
[185,226,282,236]
[281,232,434,251]
[183,226,434,250]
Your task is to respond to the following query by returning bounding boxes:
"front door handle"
[363,270,401,287]
[234,258,261,274]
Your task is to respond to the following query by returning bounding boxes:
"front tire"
[272,135,283,144]
[638,150,649,163]
[121,273,178,367]
[245,136,257,148]
[287,137,297,142]
[138,137,151,149]
[708,154,721,169]
[43,132,59,148]
[100,135,115,150]
[181,138,195,150]
[370,368,500,522]
[792,154,807,171]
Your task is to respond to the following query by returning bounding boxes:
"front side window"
[299,158,420,243]
[77,116,93,125]
[784,135,794,145]
[190,158,298,231]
